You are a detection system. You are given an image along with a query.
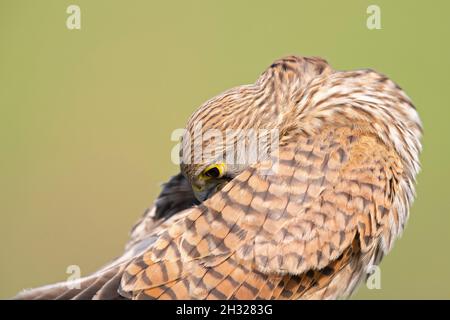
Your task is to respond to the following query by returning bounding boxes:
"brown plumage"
[15,55,422,300]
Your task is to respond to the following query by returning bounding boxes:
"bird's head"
[179,56,332,202]
[179,89,259,202]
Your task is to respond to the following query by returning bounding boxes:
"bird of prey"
[15,55,422,300]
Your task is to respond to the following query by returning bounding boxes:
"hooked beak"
[193,181,227,202]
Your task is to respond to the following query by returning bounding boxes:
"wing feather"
[121,123,401,299]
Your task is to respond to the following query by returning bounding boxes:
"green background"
[1,0,449,299]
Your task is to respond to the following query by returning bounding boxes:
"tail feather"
[14,264,125,300]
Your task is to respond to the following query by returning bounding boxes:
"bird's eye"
[203,164,225,179]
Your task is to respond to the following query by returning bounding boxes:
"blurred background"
[1,0,449,299]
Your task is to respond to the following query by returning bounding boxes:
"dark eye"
[204,166,221,178]
[202,164,226,179]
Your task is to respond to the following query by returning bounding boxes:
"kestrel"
[16,55,422,300]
